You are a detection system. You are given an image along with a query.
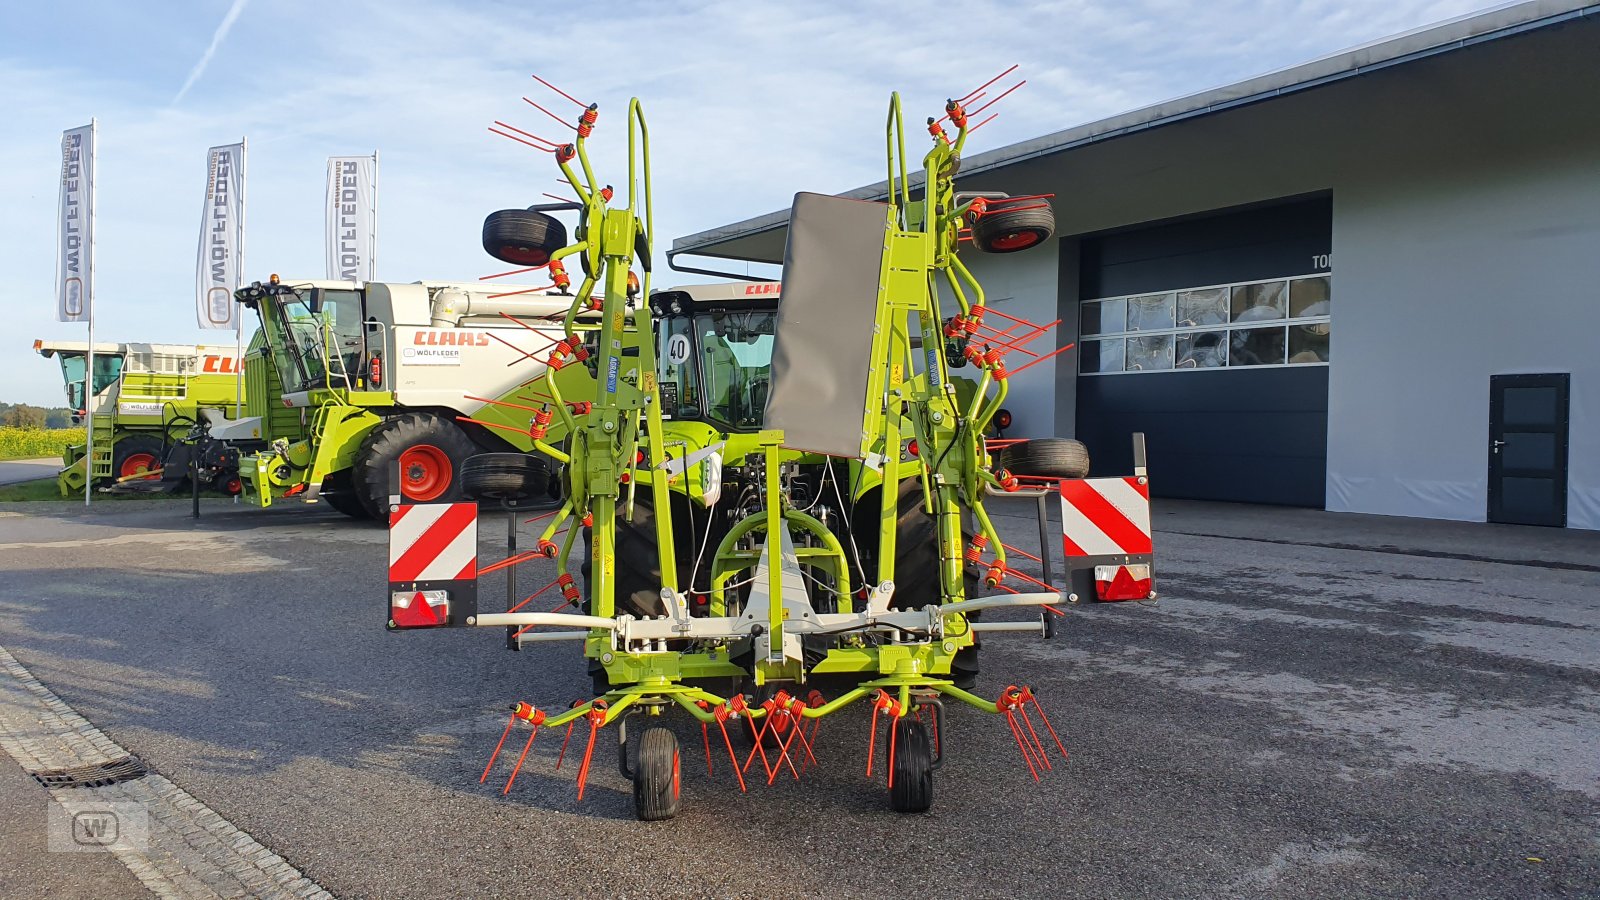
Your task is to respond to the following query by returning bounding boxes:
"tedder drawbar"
[386,71,1159,819]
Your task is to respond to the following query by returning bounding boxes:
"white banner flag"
[56,124,95,323]
[326,154,377,282]
[196,142,245,330]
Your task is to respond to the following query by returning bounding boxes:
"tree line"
[0,403,77,429]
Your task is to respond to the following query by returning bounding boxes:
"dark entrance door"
[1488,373,1569,527]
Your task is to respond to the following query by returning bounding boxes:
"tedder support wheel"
[353,413,481,521]
[973,203,1056,254]
[888,718,934,813]
[482,209,568,267]
[111,434,166,486]
[999,438,1090,480]
[460,453,551,503]
[634,726,681,821]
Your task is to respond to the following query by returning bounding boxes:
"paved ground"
[0,495,1596,898]
[0,459,60,485]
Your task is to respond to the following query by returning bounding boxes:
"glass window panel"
[1126,293,1174,331]
[1229,326,1286,367]
[1177,288,1228,327]
[1289,275,1331,318]
[1080,298,1125,336]
[1081,337,1124,373]
[1288,322,1330,364]
[1175,331,1227,368]
[1125,334,1173,371]
[1231,281,1286,323]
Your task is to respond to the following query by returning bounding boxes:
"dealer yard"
[0,496,1596,898]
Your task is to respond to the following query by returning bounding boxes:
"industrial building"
[673,2,1600,529]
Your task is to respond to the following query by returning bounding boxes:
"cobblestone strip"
[0,645,334,900]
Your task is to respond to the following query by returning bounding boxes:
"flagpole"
[370,149,379,281]
[235,136,246,420]
[84,118,97,508]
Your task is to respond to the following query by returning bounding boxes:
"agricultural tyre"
[482,210,568,267]
[972,203,1055,254]
[111,435,165,485]
[876,478,981,689]
[633,727,681,821]
[460,453,551,503]
[887,718,934,813]
[320,470,369,520]
[354,413,480,521]
[998,438,1090,479]
[582,490,684,620]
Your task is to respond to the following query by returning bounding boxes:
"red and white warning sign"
[1059,477,1153,557]
[388,502,478,628]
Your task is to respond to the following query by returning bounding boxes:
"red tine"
[501,726,540,794]
[542,192,578,204]
[487,284,557,300]
[523,96,578,131]
[480,263,548,281]
[488,127,554,153]
[531,73,588,108]
[970,113,1000,133]
[959,64,1019,103]
[481,712,517,783]
[491,120,562,149]
[1010,342,1076,376]
[969,80,1026,118]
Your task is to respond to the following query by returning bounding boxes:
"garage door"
[1073,197,1332,506]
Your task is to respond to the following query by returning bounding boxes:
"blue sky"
[1,0,1501,405]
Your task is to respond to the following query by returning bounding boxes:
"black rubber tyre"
[482,210,568,267]
[110,434,166,486]
[999,438,1090,479]
[353,413,481,522]
[320,470,369,519]
[865,478,981,689]
[633,727,681,821]
[583,491,683,620]
[460,453,551,503]
[973,204,1055,254]
[888,718,934,813]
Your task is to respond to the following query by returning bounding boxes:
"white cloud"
[1,0,1501,405]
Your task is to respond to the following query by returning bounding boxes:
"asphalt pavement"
[0,458,59,486]
[0,495,1596,898]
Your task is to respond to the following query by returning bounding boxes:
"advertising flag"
[56,124,95,323]
[326,154,377,282]
[196,142,245,330]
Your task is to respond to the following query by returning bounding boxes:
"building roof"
[672,1,1600,264]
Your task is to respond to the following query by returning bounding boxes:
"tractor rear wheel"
[872,478,981,689]
[887,718,934,813]
[972,204,1055,254]
[633,727,681,821]
[482,210,568,267]
[998,438,1090,479]
[460,453,551,503]
[354,413,480,521]
[583,490,685,620]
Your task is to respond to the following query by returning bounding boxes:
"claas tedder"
[386,70,1158,819]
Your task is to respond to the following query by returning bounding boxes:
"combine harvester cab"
[387,74,1158,819]
[227,277,596,519]
[33,339,249,496]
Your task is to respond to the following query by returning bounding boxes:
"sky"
[0,0,1506,406]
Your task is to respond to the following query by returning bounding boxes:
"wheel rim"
[989,229,1042,251]
[224,478,241,495]
[119,452,159,481]
[399,444,452,501]
[672,749,680,802]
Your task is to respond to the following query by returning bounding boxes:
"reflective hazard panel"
[387,502,478,628]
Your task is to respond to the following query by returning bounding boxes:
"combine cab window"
[58,353,124,410]
[271,288,366,392]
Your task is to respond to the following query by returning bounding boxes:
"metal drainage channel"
[31,755,149,789]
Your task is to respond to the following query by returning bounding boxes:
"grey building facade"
[673,2,1600,530]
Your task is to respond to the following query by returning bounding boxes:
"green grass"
[0,479,62,501]
[0,427,78,461]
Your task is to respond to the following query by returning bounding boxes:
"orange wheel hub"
[399,444,452,501]
[119,453,159,481]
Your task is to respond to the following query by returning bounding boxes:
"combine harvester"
[386,72,1158,818]
[33,339,252,495]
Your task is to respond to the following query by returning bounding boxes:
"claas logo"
[413,331,491,347]
[201,355,241,373]
[743,283,780,295]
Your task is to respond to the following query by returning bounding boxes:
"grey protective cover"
[764,192,889,458]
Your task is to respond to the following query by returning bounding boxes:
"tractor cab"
[647,284,780,432]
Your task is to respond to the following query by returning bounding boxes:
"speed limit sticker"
[666,334,691,365]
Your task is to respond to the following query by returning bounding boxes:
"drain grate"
[31,755,149,789]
